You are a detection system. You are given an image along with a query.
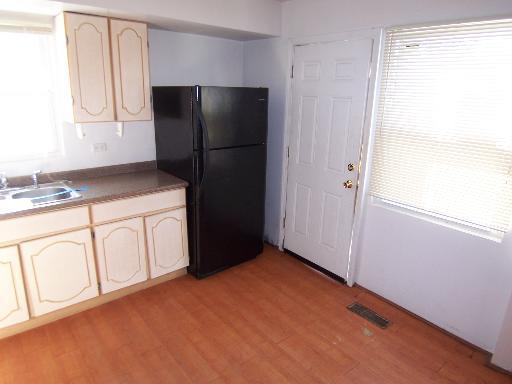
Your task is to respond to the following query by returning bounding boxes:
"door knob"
[343,180,353,189]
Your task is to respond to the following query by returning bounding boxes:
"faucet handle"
[32,170,42,188]
[0,172,8,189]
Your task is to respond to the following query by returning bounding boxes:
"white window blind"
[371,19,512,232]
[0,27,59,162]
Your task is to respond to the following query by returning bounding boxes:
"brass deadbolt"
[347,163,355,172]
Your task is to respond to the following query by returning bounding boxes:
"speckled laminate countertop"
[0,169,188,220]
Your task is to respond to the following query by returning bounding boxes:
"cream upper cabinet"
[0,247,29,329]
[145,208,189,278]
[64,13,115,123]
[94,217,148,294]
[110,19,152,121]
[20,229,99,317]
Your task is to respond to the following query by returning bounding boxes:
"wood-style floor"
[0,245,510,384]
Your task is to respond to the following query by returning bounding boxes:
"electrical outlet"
[92,143,108,153]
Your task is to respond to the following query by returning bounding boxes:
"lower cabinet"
[0,247,29,328]
[20,229,99,317]
[94,217,148,293]
[145,208,189,278]
[0,188,189,334]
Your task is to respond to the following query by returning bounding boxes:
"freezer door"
[153,86,196,183]
[199,87,268,149]
[195,145,266,277]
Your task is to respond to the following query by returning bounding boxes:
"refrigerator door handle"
[197,104,210,191]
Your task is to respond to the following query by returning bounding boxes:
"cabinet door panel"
[110,19,151,121]
[0,247,29,328]
[65,12,115,122]
[94,217,147,293]
[145,208,189,278]
[20,229,98,317]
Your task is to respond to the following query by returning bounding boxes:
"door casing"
[278,28,384,286]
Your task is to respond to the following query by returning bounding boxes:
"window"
[371,19,512,233]
[0,26,59,162]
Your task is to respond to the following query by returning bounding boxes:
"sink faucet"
[0,172,7,190]
[32,170,42,189]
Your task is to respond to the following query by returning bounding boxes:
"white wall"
[240,0,512,351]
[1,28,245,177]
[357,205,512,351]
[243,38,288,244]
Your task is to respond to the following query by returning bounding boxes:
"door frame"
[278,28,384,286]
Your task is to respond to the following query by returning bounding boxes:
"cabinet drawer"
[0,207,90,245]
[91,189,185,223]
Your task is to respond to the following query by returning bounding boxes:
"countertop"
[0,169,188,220]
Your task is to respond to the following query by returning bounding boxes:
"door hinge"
[291,65,294,79]
[66,34,69,45]
[91,230,95,239]
[282,215,286,228]
[98,282,101,290]
[287,146,290,159]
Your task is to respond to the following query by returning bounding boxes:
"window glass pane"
[0,30,58,161]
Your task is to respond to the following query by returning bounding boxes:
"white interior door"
[284,38,373,279]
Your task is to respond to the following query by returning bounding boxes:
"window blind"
[370,19,512,232]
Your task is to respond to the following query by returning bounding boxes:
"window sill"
[370,196,505,243]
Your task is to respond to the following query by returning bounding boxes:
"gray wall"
[149,29,244,86]
[243,38,288,244]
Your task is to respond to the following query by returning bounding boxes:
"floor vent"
[347,302,391,329]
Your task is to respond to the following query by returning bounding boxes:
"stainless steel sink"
[0,182,81,214]
[12,187,72,202]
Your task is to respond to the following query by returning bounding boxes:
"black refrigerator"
[153,86,268,278]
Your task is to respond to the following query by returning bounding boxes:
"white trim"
[277,40,294,252]
[277,28,383,287]
[346,29,383,286]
